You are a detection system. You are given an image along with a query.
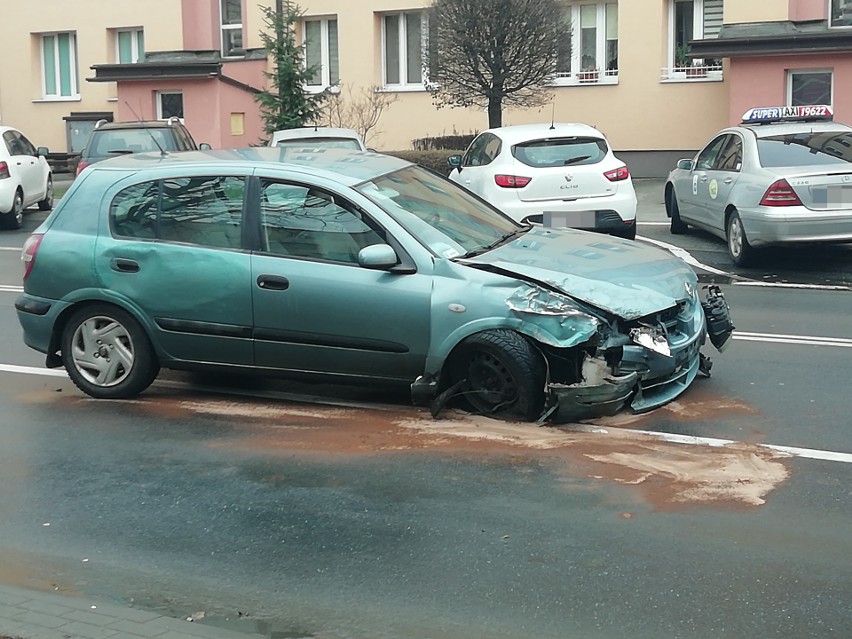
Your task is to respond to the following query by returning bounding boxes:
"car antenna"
[549,101,556,130]
[124,100,167,157]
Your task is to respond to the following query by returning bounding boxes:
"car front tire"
[38,177,54,211]
[61,304,160,399]
[668,188,688,235]
[726,209,756,267]
[449,329,546,421]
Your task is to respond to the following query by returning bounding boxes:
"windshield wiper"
[459,226,529,259]
[563,155,591,165]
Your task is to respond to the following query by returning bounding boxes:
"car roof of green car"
[89,147,413,186]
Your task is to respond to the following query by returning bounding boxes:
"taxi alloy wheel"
[726,210,755,267]
[61,304,160,399]
[450,330,545,421]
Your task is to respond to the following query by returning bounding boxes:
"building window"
[554,2,618,84]
[157,92,184,120]
[41,32,78,99]
[664,0,723,79]
[304,18,339,89]
[383,11,426,88]
[788,70,833,106]
[831,0,852,26]
[221,0,243,57]
[116,29,144,63]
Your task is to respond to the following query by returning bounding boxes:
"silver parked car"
[665,105,852,266]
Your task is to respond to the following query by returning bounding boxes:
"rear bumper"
[499,190,637,226]
[16,294,62,359]
[740,206,852,247]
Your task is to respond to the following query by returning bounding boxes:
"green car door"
[95,174,255,366]
[250,179,432,382]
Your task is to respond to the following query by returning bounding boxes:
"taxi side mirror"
[677,159,694,171]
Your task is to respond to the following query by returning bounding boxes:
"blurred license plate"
[542,211,595,228]
[811,185,852,208]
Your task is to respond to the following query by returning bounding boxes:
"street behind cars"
[15,147,731,423]
[665,105,852,266]
[0,125,54,229]
[448,123,638,239]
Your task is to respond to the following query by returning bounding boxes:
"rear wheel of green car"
[449,330,546,421]
[61,304,160,399]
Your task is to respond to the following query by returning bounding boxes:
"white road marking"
[734,331,852,348]
[1,362,850,465]
[0,285,23,293]
[0,247,21,252]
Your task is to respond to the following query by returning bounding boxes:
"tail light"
[75,160,90,176]
[759,179,802,206]
[22,233,44,282]
[0,161,9,179]
[604,166,630,182]
[495,174,532,188]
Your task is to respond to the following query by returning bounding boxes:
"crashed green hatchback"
[16,147,733,422]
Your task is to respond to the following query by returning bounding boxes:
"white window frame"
[381,11,428,91]
[662,0,723,82]
[156,91,184,121]
[302,17,339,92]
[552,2,619,87]
[830,0,852,27]
[220,0,243,58]
[787,69,834,107]
[40,31,79,100]
[115,28,144,64]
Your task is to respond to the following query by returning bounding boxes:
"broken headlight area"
[701,284,735,351]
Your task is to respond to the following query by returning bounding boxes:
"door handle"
[110,258,140,273]
[699,176,708,182]
[723,178,734,184]
[257,274,289,291]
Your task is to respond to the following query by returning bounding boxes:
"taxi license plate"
[811,185,852,208]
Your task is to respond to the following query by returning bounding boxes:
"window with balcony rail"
[661,0,723,81]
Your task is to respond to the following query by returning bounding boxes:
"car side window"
[17,133,37,157]
[482,134,502,163]
[695,135,728,171]
[713,135,743,172]
[462,134,491,167]
[159,176,245,248]
[3,132,23,157]
[110,176,246,249]
[259,180,385,264]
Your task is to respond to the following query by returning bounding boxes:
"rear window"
[756,131,852,168]
[88,129,180,157]
[512,137,608,168]
[275,137,361,150]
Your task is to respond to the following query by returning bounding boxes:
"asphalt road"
[0,185,850,638]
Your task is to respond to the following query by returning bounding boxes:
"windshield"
[513,137,608,168]
[275,138,362,150]
[89,129,178,156]
[356,166,520,258]
[756,131,852,167]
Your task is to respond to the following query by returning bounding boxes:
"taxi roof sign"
[741,105,834,124]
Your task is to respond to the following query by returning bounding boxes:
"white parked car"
[268,127,368,151]
[448,123,637,239]
[0,126,53,229]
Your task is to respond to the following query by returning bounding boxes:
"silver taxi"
[664,105,852,266]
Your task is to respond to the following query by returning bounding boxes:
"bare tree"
[428,0,567,128]
[324,85,399,147]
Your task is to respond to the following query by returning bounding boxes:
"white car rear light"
[494,174,532,188]
[604,166,630,182]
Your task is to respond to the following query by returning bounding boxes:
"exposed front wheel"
[38,178,54,211]
[0,190,24,230]
[726,210,756,267]
[449,330,546,421]
[60,305,160,399]
[668,189,688,234]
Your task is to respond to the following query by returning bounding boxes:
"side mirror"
[447,155,462,168]
[199,143,212,151]
[37,147,50,157]
[676,158,694,171]
[358,243,398,270]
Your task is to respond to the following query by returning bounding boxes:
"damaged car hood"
[459,227,697,320]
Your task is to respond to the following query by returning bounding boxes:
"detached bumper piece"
[701,285,735,351]
[544,372,639,423]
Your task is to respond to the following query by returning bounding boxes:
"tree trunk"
[487,96,502,128]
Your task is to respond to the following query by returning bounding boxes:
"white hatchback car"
[268,127,367,151]
[448,123,637,239]
[0,126,53,229]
